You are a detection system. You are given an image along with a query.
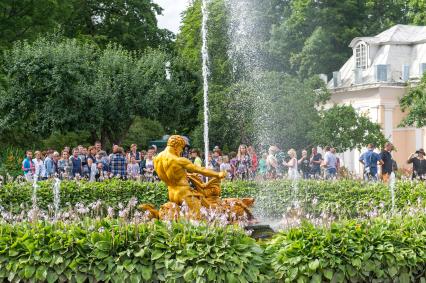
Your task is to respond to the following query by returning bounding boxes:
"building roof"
[328,24,426,90]
[349,25,426,47]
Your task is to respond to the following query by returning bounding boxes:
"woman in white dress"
[283,148,299,180]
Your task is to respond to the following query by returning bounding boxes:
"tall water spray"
[201,0,210,166]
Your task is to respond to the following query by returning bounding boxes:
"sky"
[153,0,190,34]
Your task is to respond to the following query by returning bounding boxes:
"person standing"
[258,153,268,180]
[141,148,155,181]
[298,150,310,179]
[220,156,233,180]
[359,144,383,181]
[190,149,203,167]
[58,151,73,179]
[95,141,102,153]
[69,148,82,178]
[127,156,141,180]
[323,146,337,180]
[110,147,127,179]
[33,151,46,180]
[236,144,251,180]
[283,149,298,180]
[44,150,56,178]
[310,147,323,179]
[266,146,279,180]
[127,144,141,164]
[22,150,35,181]
[407,148,426,180]
[380,142,394,183]
[248,146,258,178]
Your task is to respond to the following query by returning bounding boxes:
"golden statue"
[139,135,254,222]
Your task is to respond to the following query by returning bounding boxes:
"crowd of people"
[20,140,426,183]
[22,142,157,182]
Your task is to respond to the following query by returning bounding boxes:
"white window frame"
[355,42,368,70]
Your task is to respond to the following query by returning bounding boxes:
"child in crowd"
[220,155,233,180]
[127,156,140,179]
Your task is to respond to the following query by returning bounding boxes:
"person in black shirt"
[407,148,426,180]
[380,142,394,183]
[298,150,310,179]
[310,147,323,179]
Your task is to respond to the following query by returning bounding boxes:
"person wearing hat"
[407,149,426,180]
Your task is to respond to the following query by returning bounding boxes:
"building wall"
[329,85,423,176]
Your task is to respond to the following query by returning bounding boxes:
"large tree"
[0,0,172,51]
[310,105,387,152]
[0,37,197,145]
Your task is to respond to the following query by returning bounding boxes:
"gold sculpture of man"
[140,135,254,222]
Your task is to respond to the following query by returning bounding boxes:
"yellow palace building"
[326,24,426,175]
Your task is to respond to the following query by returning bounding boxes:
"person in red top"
[248,146,258,179]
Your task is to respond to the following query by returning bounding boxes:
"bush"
[0,220,269,282]
[0,179,169,213]
[2,179,426,218]
[266,216,426,282]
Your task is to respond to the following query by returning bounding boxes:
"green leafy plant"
[266,216,426,282]
[0,220,269,282]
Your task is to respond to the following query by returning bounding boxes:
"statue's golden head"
[167,135,186,153]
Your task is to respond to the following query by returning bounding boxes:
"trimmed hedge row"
[0,220,269,283]
[2,216,426,282]
[1,179,426,218]
[267,216,426,282]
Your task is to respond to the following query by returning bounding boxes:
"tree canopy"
[399,75,426,128]
[0,37,198,146]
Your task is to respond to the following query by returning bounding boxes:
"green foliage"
[42,131,92,150]
[400,74,426,128]
[0,147,24,177]
[0,220,268,282]
[0,37,198,145]
[3,179,426,220]
[267,215,426,282]
[310,105,388,152]
[223,180,426,219]
[122,117,165,149]
[0,180,168,214]
[0,0,172,51]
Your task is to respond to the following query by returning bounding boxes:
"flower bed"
[1,179,425,219]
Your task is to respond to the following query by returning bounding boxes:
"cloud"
[154,0,190,34]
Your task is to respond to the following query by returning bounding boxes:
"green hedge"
[1,216,426,282]
[0,220,269,283]
[266,216,426,282]
[1,179,426,218]
[224,180,426,219]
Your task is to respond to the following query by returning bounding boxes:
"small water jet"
[389,172,396,214]
[53,178,61,219]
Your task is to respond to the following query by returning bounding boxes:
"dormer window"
[355,42,367,70]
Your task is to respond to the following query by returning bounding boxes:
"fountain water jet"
[53,178,61,219]
[201,0,210,168]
